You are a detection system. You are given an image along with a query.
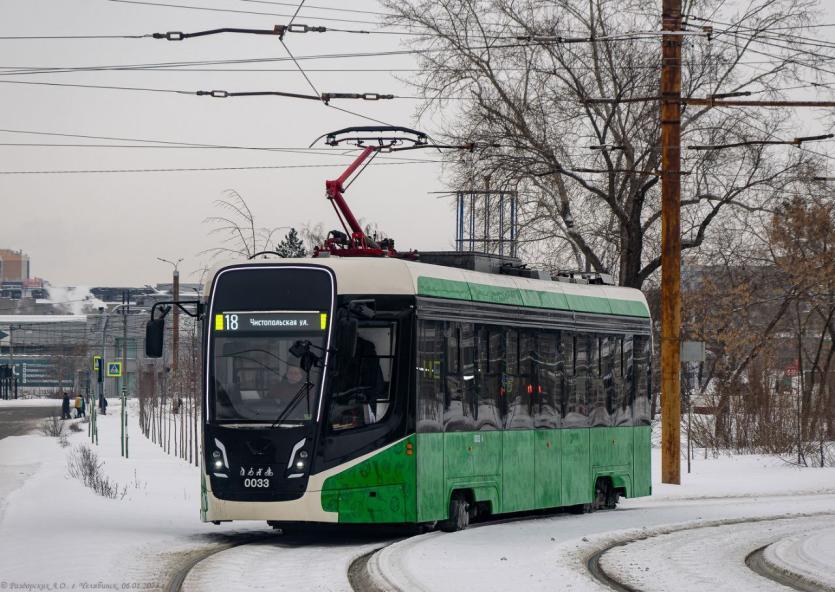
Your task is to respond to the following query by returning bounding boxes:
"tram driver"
[269,365,305,399]
[329,335,385,430]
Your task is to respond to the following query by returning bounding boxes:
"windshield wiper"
[270,381,313,428]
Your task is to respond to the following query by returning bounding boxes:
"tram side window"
[475,325,502,430]
[633,335,652,425]
[610,337,631,426]
[623,335,634,425]
[506,329,534,429]
[417,320,444,433]
[444,322,476,431]
[563,332,589,427]
[589,336,609,427]
[461,323,478,425]
[533,330,561,428]
[328,322,395,432]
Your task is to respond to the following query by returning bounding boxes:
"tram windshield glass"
[211,311,328,424]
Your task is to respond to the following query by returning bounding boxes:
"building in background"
[0,249,30,284]
[0,249,49,300]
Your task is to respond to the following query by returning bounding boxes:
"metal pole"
[660,0,683,485]
[121,291,127,457]
[125,292,130,458]
[172,270,180,372]
[97,309,108,446]
[8,325,14,399]
[458,191,464,251]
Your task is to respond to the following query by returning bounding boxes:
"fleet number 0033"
[243,478,270,488]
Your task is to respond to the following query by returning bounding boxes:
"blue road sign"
[106,362,122,378]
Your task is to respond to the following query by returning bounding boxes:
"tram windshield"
[211,311,327,424]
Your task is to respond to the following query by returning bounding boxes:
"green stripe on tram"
[321,436,417,523]
[320,426,652,523]
[417,276,649,317]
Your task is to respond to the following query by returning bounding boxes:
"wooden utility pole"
[660,0,683,485]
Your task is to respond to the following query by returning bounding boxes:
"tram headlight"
[213,438,230,472]
[287,438,309,476]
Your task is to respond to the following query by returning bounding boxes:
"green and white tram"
[179,256,651,531]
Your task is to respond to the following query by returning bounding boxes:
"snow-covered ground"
[599,515,833,592]
[0,398,62,408]
[1,402,834,592]
[764,525,835,589]
[367,449,835,592]
[0,400,261,590]
[181,529,393,592]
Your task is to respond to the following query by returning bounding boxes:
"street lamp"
[157,257,184,372]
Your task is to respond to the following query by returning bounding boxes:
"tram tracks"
[165,526,403,592]
[586,513,835,592]
[744,545,832,592]
[164,511,835,592]
[164,533,277,592]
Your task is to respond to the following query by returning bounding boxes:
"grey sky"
[1,1,834,287]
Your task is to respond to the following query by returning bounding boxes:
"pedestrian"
[100,395,108,415]
[61,392,71,420]
[78,395,86,419]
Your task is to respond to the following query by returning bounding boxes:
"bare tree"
[202,190,285,259]
[769,192,835,463]
[383,0,828,287]
[683,182,834,464]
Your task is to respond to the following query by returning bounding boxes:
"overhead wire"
[0,128,445,161]
[239,0,395,18]
[0,34,153,40]
[0,160,444,175]
[687,15,835,52]
[106,0,393,26]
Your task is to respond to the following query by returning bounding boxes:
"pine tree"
[275,228,307,258]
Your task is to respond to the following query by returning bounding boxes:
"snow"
[600,515,834,592]
[368,448,835,592]
[0,400,259,590]
[651,449,835,499]
[370,496,835,592]
[764,525,835,589]
[0,398,62,407]
[182,532,390,592]
[2,405,835,591]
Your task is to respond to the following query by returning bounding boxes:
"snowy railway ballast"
[144,127,653,532]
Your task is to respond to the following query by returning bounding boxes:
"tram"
[145,127,652,531]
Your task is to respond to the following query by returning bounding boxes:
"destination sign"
[214,311,327,333]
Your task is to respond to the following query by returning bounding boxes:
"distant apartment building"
[0,249,30,283]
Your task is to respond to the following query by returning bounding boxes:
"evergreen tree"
[275,228,307,258]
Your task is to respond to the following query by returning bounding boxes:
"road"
[0,404,61,439]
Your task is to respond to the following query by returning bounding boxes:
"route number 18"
[224,314,239,331]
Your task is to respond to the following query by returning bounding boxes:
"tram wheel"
[439,492,471,532]
[592,478,618,511]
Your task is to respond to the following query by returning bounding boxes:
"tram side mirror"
[336,312,358,358]
[145,318,165,358]
[347,299,376,320]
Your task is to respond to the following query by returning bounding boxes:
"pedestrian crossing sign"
[106,362,122,377]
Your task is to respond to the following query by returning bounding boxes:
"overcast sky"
[1,1,834,287]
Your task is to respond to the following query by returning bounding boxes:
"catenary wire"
[0,128,444,160]
[0,160,444,175]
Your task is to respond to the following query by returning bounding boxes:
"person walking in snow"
[78,396,86,418]
[61,392,71,420]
